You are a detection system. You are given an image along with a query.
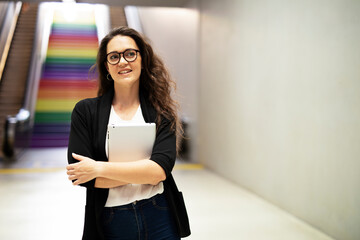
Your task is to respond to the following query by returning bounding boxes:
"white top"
[104,105,164,207]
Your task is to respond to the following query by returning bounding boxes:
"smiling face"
[105,35,142,88]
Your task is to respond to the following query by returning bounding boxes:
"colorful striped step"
[30,4,99,148]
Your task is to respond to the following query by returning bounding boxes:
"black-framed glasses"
[106,49,140,65]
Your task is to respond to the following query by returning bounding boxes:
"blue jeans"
[101,193,180,240]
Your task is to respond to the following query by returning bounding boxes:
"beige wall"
[137,6,200,161]
[198,0,360,240]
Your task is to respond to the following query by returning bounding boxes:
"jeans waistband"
[104,193,164,210]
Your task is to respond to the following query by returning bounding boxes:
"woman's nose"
[118,54,128,65]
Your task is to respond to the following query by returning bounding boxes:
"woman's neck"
[112,81,140,110]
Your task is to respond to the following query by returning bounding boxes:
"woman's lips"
[118,69,132,74]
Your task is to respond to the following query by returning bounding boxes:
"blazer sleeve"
[150,117,177,178]
[67,99,96,189]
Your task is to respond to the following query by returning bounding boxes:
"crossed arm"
[67,101,175,189]
[66,153,166,188]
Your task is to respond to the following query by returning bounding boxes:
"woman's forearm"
[95,177,128,188]
[67,153,166,186]
[97,159,166,186]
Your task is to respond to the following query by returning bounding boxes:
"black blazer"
[67,86,177,240]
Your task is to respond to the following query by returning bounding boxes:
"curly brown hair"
[91,26,183,153]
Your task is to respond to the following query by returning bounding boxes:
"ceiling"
[0,0,191,7]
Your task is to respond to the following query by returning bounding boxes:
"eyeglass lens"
[107,49,138,64]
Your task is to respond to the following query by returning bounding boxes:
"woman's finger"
[66,165,74,170]
[72,153,87,161]
[68,175,77,181]
[73,178,82,186]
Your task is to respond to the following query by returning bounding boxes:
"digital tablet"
[107,123,156,162]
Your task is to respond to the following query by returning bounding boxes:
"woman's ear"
[104,62,109,71]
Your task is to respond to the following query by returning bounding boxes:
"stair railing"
[0,2,22,83]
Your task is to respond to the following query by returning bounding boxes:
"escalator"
[1,2,128,160]
[0,2,38,159]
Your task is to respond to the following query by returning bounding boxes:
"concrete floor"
[0,148,335,240]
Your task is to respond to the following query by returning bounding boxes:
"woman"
[66,26,184,240]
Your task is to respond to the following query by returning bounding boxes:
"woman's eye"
[125,51,136,57]
[110,54,119,60]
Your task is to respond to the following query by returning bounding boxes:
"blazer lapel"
[96,88,114,160]
[139,87,156,123]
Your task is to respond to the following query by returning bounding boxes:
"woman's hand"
[66,153,100,185]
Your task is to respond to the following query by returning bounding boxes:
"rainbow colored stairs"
[31,5,99,148]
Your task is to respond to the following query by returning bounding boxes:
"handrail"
[2,116,16,159]
[2,110,29,160]
[0,1,22,83]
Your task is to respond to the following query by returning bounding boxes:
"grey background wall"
[136,1,360,240]
[198,1,360,240]
[137,5,200,161]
